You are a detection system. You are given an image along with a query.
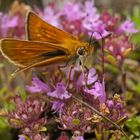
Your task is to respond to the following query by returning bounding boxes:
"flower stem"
[101,36,105,82]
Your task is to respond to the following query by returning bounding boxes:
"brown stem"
[101,36,105,82]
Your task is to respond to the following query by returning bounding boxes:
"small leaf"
[0,63,4,68]
[39,126,47,132]
[72,119,80,125]
[106,55,117,64]
[0,117,8,129]
[123,48,132,57]
[125,116,140,137]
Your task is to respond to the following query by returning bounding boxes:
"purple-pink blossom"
[18,135,25,140]
[84,81,106,104]
[82,2,110,39]
[0,13,18,37]
[117,19,139,34]
[60,2,84,21]
[52,101,65,113]
[47,83,71,99]
[100,11,120,32]
[26,77,50,93]
[107,100,114,110]
[86,68,98,85]
[105,35,134,61]
[67,68,98,90]
[38,6,61,28]
[106,95,128,123]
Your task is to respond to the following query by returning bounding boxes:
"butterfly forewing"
[0,12,83,74]
[26,12,77,45]
[0,39,71,67]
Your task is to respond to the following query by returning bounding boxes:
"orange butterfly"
[0,12,93,75]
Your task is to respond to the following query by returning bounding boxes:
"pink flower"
[0,13,18,37]
[105,35,134,61]
[106,95,128,122]
[8,96,46,130]
[52,101,65,113]
[36,5,61,28]
[80,1,110,39]
[18,135,25,140]
[85,68,98,85]
[82,9,109,39]
[47,83,71,99]
[67,67,98,90]
[118,19,139,34]
[101,11,120,32]
[60,2,84,21]
[107,100,114,110]
[26,77,50,93]
[84,1,98,17]
[84,81,106,104]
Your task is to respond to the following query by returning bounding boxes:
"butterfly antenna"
[88,32,94,47]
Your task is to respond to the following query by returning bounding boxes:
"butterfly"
[0,11,93,75]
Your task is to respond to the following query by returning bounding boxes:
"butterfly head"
[76,42,93,57]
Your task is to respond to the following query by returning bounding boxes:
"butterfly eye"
[77,47,85,56]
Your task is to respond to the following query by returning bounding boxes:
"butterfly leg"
[79,60,89,86]
[57,62,68,81]
[58,63,75,88]
[84,65,90,86]
[11,68,21,77]
[66,64,75,88]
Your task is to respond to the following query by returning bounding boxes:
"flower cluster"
[24,67,127,139]
[105,35,134,62]
[8,95,47,140]
[100,11,138,62]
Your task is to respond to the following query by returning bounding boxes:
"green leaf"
[72,119,80,125]
[0,118,8,129]
[125,116,140,137]
[39,126,47,132]
[133,83,140,93]
[0,63,4,68]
